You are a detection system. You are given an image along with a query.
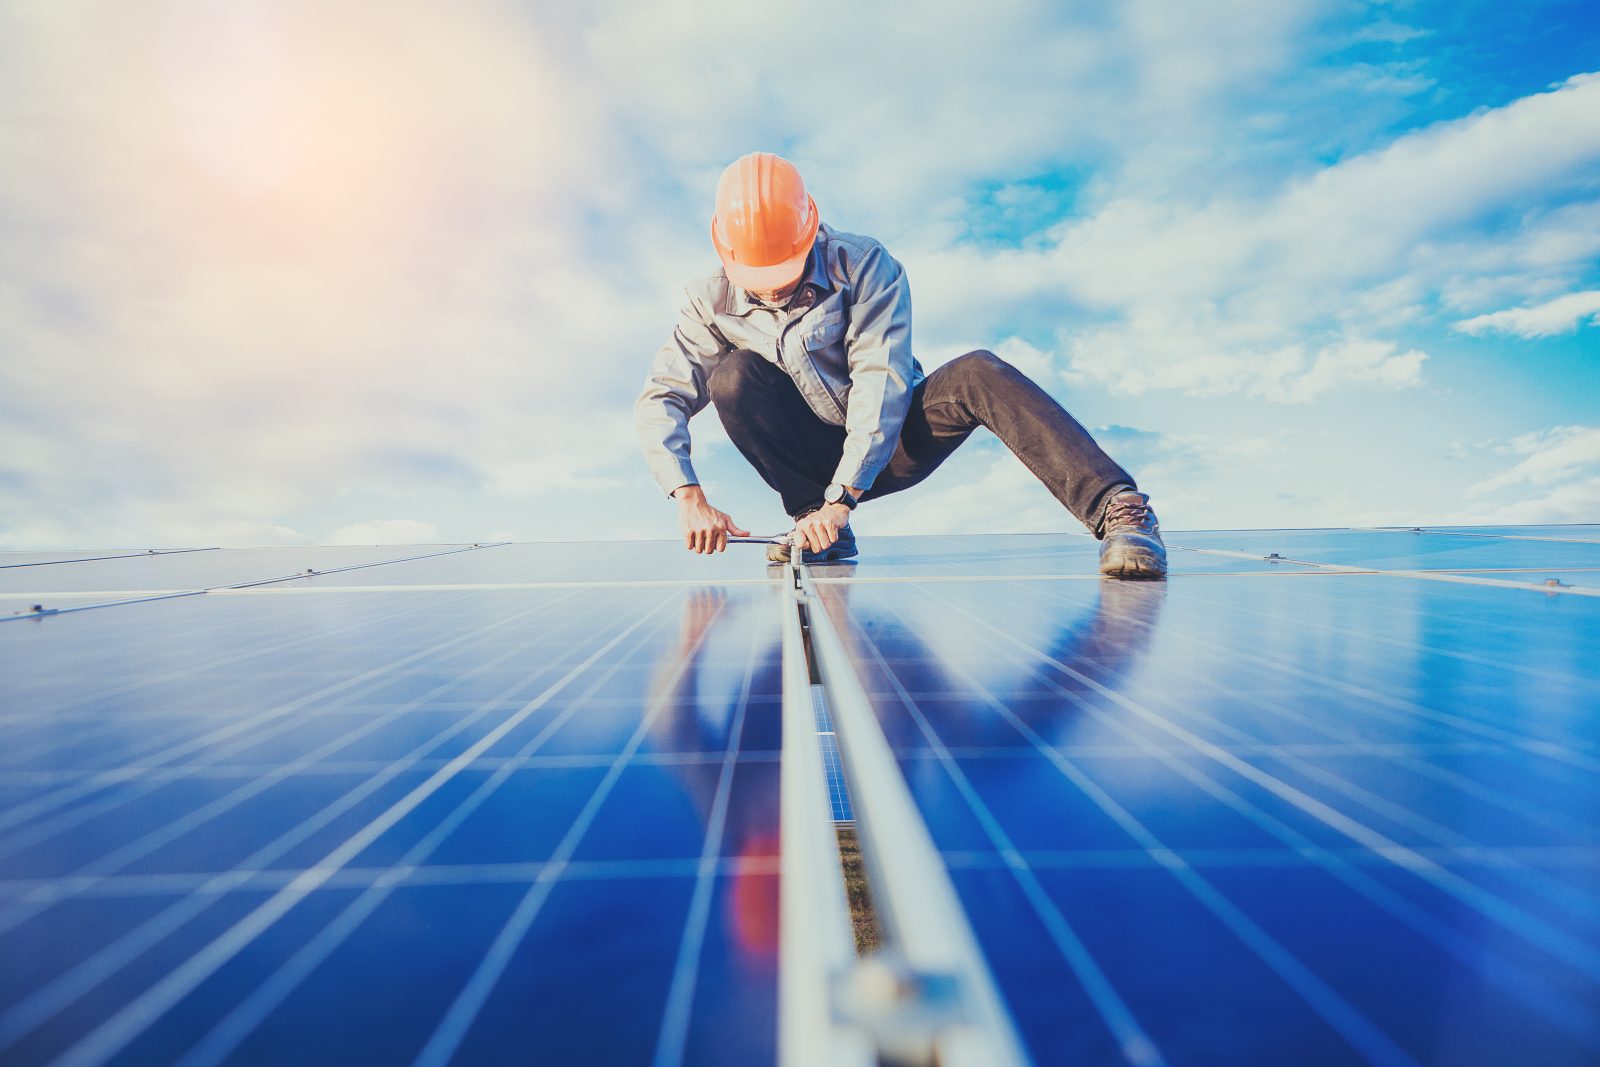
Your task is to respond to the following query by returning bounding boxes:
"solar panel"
[4,526,1594,1066]
[805,528,1600,1066]
[1,569,785,1066]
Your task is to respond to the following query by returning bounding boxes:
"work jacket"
[634,223,925,496]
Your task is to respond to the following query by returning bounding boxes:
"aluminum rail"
[778,564,874,1067]
[795,565,1033,1067]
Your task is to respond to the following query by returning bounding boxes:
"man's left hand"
[794,503,851,554]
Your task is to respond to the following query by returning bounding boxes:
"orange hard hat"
[710,152,819,292]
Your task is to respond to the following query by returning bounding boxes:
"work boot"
[767,517,858,563]
[1097,490,1167,579]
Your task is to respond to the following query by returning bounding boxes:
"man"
[635,152,1167,579]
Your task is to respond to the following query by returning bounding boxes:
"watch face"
[825,484,842,503]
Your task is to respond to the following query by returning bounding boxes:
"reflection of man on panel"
[635,152,1167,579]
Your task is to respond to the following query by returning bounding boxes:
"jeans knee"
[942,350,1014,396]
[708,349,764,409]
[950,350,1009,379]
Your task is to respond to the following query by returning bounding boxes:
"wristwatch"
[823,483,859,510]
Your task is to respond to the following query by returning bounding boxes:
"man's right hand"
[673,485,750,553]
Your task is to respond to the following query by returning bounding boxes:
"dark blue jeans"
[707,348,1136,533]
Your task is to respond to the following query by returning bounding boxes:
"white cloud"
[0,3,1595,547]
[1469,478,1600,525]
[901,71,1600,403]
[1454,291,1600,338]
[326,519,442,546]
[1434,426,1600,525]
[1469,426,1600,495]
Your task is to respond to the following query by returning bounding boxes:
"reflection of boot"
[1080,578,1168,675]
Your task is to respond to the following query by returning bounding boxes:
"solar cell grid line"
[817,583,1600,1060]
[1165,543,1600,599]
[0,592,690,1056]
[147,590,736,1067]
[1007,575,1600,775]
[2,535,674,705]
[1131,666,1600,843]
[844,580,1600,1054]
[892,583,1600,972]
[0,588,614,949]
[31,587,685,1067]
[0,590,386,709]
[406,590,752,1067]
[811,682,853,821]
[839,605,1419,1067]
[998,581,1600,863]
[650,594,763,1067]
[0,853,776,902]
[14,607,720,1017]
[1,585,635,805]
[0,586,487,764]
[1161,575,1591,686]
[889,575,1600,927]
[1013,577,1600,773]
[0,588,565,848]
[1126,670,1600,866]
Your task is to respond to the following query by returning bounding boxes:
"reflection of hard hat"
[711,152,819,293]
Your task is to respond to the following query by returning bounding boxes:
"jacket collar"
[726,224,836,316]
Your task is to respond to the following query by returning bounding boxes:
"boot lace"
[1103,493,1157,536]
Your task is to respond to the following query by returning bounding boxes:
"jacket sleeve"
[833,245,915,490]
[635,291,726,496]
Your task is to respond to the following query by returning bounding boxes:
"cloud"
[326,519,442,545]
[1436,426,1600,525]
[1,3,1595,548]
[901,71,1600,403]
[1454,290,1600,338]
[1469,426,1600,495]
[0,2,659,549]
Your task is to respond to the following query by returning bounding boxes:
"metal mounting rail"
[778,563,873,1067]
[786,561,1032,1067]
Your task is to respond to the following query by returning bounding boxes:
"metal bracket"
[831,953,969,1067]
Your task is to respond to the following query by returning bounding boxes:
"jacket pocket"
[799,314,847,417]
[803,312,846,350]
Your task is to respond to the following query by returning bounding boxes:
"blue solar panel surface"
[813,528,1599,1066]
[3,526,1596,1067]
[1,547,784,1067]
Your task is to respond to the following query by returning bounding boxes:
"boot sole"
[1099,549,1168,579]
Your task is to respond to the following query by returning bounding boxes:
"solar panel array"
[808,526,1600,1066]
[2,545,785,1067]
[2,526,1595,1065]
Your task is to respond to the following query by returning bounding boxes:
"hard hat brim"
[710,196,819,293]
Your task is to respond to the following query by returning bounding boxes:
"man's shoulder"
[815,224,899,286]
[681,270,735,318]
[817,224,887,257]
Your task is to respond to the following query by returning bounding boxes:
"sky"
[1,0,1597,549]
